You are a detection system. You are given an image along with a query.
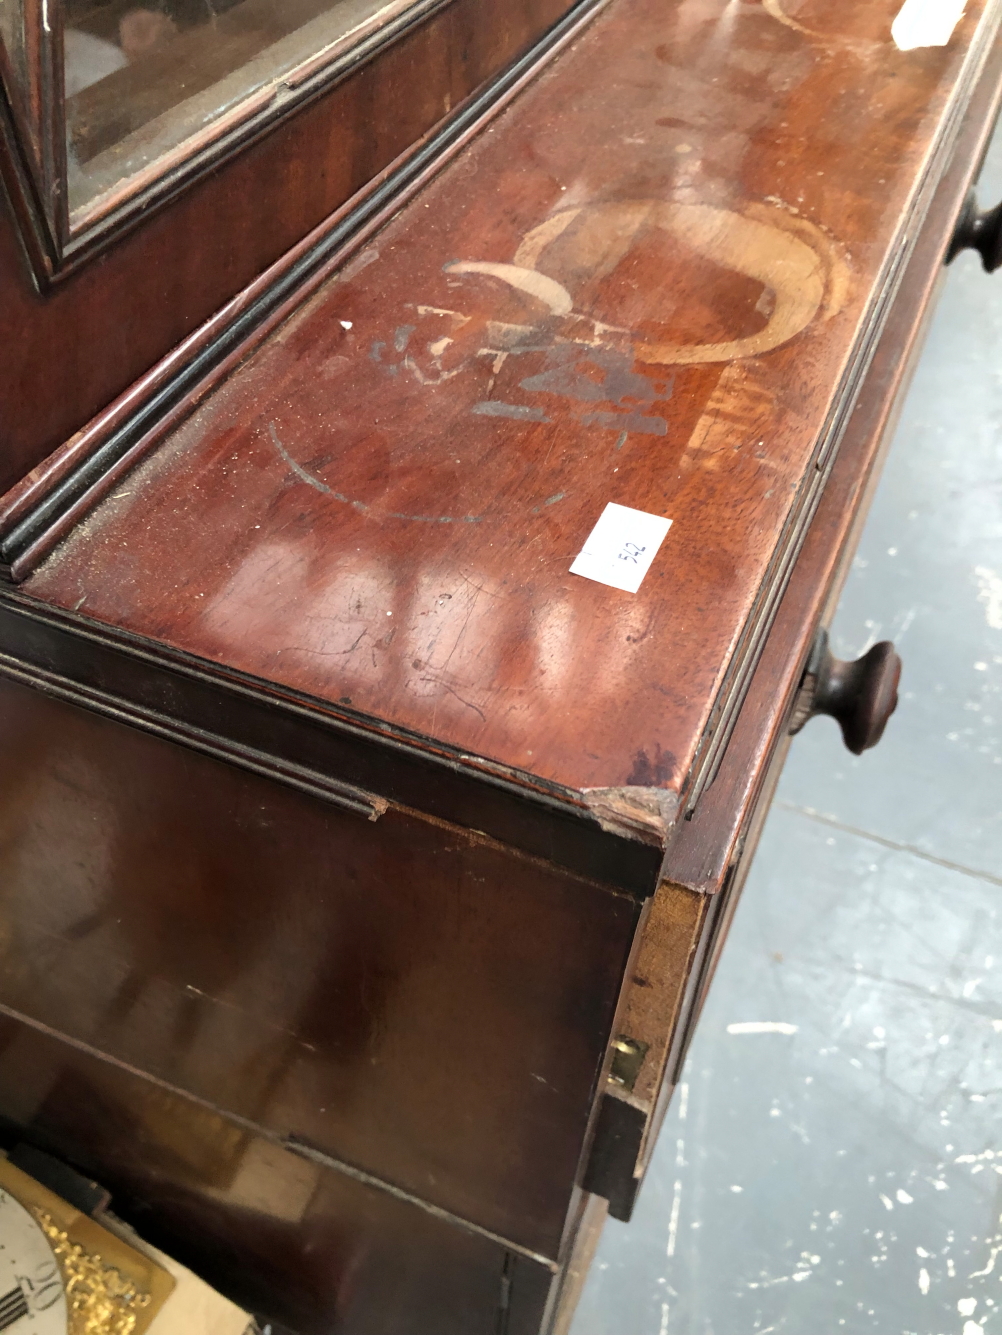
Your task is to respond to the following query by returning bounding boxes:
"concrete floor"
[571,131,1002,1335]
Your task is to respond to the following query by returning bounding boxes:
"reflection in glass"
[0,0,27,98]
[62,0,413,220]
[0,0,53,194]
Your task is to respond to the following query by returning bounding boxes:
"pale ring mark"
[503,201,835,365]
[443,260,573,315]
[511,208,579,269]
[761,0,817,38]
[760,0,878,51]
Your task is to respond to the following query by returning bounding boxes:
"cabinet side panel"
[0,675,639,1257]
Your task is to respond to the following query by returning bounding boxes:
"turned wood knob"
[788,629,901,755]
[947,189,1002,271]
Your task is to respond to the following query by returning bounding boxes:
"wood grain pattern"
[22,0,1000,834]
[661,14,1002,896]
[0,673,640,1259]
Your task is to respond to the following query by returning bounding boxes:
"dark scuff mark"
[627,744,677,786]
[520,344,664,406]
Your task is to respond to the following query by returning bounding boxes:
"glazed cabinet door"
[0,0,594,491]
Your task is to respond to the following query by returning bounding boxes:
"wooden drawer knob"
[948,189,1002,271]
[788,629,901,755]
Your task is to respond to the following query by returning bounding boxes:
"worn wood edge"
[544,1193,608,1335]
[0,1000,560,1273]
[664,23,1002,897]
[608,883,709,1117]
[629,883,729,1193]
[580,787,680,848]
[0,0,611,568]
[577,881,709,1217]
[678,0,1002,822]
[0,590,665,895]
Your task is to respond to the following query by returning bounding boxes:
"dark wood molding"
[0,589,662,896]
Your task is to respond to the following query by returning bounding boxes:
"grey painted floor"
[570,132,1002,1335]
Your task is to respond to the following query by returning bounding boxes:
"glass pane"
[63,0,414,219]
[0,0,28,99]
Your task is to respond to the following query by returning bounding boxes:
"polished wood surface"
[21,0,998,842]
[661,18,1002,898]
[0,673,639,1259]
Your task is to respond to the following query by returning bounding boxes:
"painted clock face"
[0,1190,67,1333]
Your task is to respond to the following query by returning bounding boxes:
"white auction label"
[569,502,673,594]
[892,0,965,50]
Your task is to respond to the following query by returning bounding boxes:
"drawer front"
[0,1010,554,1335]
[0,675,640,1260]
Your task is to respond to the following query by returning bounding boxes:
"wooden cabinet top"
[9,0,999,853]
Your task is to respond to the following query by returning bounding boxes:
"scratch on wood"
[268,422,331,494]
[266,422,482,523]
[421,676,487,721]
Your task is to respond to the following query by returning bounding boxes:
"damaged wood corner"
[579,785,680,848]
